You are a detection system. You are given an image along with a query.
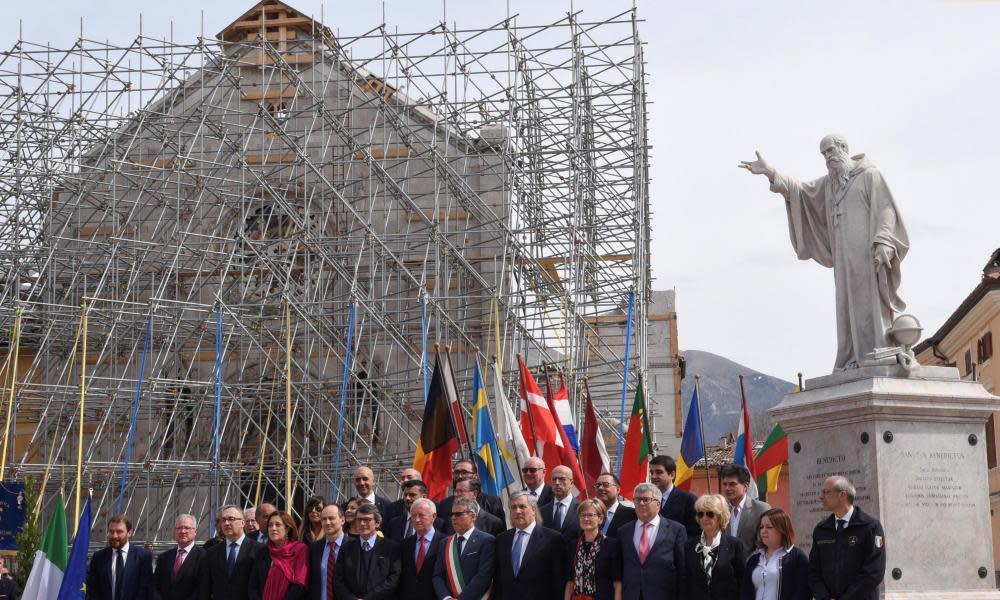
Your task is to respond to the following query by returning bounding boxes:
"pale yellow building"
[915,248,1000,574]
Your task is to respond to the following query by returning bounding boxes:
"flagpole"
[637,374,653,481]
[444,346,476,461]
[517,354,540,457]
[797,372,804,391]
[695,376,712,494]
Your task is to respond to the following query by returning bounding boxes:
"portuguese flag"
[754,424,788,502]
[619,376,652,500]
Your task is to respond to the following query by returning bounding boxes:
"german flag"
[413,352,461,500]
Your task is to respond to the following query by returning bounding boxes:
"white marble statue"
[740,134,910,372]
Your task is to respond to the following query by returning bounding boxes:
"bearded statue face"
[820,135,852,185]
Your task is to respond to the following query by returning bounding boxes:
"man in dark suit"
[309,503,346,600]
[86,514,154,600]
[333,502,401,599]
[519,457,553,507]
[433,497,496,600]
[398,498,444,600]
[354,465,391,516]
[540,465,581,541]
[619,483,686,600]
[594,472,636,537]
[199,504,262,600]
[153,514,205,600]
[251,503,277,545]
[383,467,422,524]
[443,479,504,536]
[494,491,566,599]
[719,463,771,556]
[0,562,15,600]
[383,480,444,541]
[649,455,699,538]
[809,475,885,600]
[437,460,507,525]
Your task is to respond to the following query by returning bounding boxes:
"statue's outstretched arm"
[739,151,776,183]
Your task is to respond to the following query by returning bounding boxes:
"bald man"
[354,465,391,516]
[385,467,424,524]
[520,457,553,507]
[540,465,580,540]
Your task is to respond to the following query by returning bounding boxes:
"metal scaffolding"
[0,0,649,544]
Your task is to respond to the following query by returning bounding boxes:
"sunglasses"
[521,467,543,474]
[696,511,716,519]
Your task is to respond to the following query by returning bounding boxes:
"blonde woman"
[563,498,622,600]
[683,494,745,600]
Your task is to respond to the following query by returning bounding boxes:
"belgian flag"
[413,352,461,500]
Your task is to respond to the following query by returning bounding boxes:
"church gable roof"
[217,0,332,43]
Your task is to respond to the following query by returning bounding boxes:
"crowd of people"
[83,458,885,600]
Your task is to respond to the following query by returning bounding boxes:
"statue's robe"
[770,155,909,370]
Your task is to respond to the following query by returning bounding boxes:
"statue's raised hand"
[739,151,774,179]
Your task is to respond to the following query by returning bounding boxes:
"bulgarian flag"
[22,493,69,600]
[619,376,652,500]
[754,424,789,502]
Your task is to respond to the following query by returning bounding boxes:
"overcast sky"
[4,1,998,380]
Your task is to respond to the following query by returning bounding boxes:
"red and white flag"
[517,355,585,490]
[580,391,610,498]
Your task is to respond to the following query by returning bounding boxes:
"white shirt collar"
[732,495,750,510]
[119,542,131,555]
[555,495,572,507]
[228,534,246,546]
[699,529,721,549]
[360,533,379,547]
[516,521,537,536]
[836,506,855,524]
[179,541,195,554]
[416,528,436,542]
[607,500,620,514]
[363,492,376,504]
[529,483,545,496]
[641,514,661,528]
[326,533,345,547]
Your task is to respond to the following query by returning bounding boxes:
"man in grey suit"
[433,497,496,600]
[619,483,686,600]
[719,464,771,557]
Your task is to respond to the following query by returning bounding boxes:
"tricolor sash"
[443,534,491,600]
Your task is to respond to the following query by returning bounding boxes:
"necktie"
[554,503,564,528]
[530,490,537,498]
[456,535,465,557]
[602,511,614,535]
[363,540,371,552]
[731,505,741,535]
[836,519,846,537]
[404,518,414,539]
[172,548,186,578]
[416,536,427,571]
[227,542,237,575]
[325,541,337,600]
[512,530,527,577]
[114,549,125,600]
[638,523,652,564]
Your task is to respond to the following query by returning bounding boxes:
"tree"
[13,476,39,593]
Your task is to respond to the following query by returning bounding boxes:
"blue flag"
[471,362,513,496]
[57,496,92,600]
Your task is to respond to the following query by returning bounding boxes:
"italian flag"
[22,493,68,600]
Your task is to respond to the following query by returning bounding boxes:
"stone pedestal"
[770,365,1000,598]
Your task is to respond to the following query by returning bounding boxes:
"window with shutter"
[984,331,994,363]
[965,349,974,376]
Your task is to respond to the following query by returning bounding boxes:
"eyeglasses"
[594,482,615,489]
[578,512,600,519]
[521,467,543,474]
[355,517,375,524]
[220,516,243,523]
[696,511,716,519]
[453,469,474,476]
[634,497,659,505]
[309,506,324,512]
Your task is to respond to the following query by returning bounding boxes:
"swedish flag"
[471,362,513,496]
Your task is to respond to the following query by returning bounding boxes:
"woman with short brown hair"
[563,498,622,600]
